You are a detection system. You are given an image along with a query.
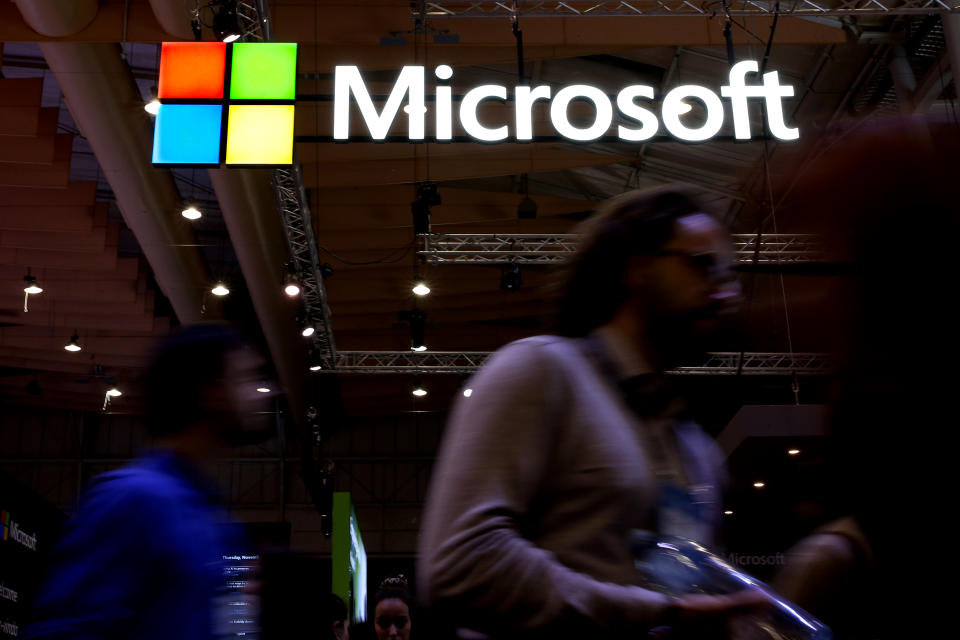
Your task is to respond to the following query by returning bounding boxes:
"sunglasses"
[652,249,731,279]
[376,616,409,630]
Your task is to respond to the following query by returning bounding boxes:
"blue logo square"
[152,104,223,165]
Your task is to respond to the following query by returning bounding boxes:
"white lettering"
[616,85,659,141]
[0,584,17,603]
[460,85,508,142]
[333,65,425,140]
[720,60,798,140]
[0,619,17,637]
[332,60,797,143]
[435,65,453,140]
[9,522,37,551]
[514,85,551,140]
[661,85,724,143]
[550,85,613,142]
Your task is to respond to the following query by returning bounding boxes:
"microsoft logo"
[151,42,297,166]
[0,509,37,551]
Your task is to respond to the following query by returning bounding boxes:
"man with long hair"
[419,186,760,638]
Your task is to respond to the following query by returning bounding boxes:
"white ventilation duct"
[36,42,213,324]
[208,169,308,418]
[148,0,196,40]
[14,0,98,37]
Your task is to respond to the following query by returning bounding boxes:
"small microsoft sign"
[151,42,297,166]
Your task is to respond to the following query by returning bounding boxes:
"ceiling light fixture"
[409,308,426,351]
[412,380,427,397]
[787,448,800,455]
[181,206,202,220]
[211,282,230,296]
[64,333,82,352]
[212,0,242,42]
[283,263,301,297]
[723,510,734,515]
[500,264,522,291]
[23,274,42,295]
[301,324,315,338]
[412,277,430,296]
[753,481,765,489]
[256,386,271,393]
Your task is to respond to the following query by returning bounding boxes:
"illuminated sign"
[151,42,297,166]
[334,60,798,143]
[0,509,37,551]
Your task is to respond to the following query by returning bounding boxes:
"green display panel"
[332,492,367,623]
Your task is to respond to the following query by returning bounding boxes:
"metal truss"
[419,233,822,265]
[272,163,337,365]
[333,350,834,374]
[243,1,337,367]
[420,0,960,17]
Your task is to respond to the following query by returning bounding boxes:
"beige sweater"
[417,335,725,636]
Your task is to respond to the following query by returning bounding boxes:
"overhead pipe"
[147,0,196,40]
[208,169,308,421]
[14,0,98,37]
[37,42,212,324]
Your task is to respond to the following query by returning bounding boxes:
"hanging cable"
[720,0,736,69]
[512,6,525,83]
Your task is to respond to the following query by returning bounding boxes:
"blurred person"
[418,186,765,638]
[373,576,412,640]
[25,324,270,640]
[771,118,960,639]
[327,593,350,640]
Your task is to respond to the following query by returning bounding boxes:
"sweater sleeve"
[417,339,671,634]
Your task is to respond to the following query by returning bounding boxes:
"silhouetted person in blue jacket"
[26,324,269,640]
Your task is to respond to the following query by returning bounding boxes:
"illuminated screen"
[151,42,297,166]
[332,492,367,623]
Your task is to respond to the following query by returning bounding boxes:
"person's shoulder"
[488,335,581,367]
[82,459,183,514]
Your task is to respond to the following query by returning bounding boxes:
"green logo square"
[229,42,298,100]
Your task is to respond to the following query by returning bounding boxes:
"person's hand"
[652,590,772,639]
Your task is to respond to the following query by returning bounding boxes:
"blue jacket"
[25,450,245,640]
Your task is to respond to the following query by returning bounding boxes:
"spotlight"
[753,481,765,489]
[411,380,427,397]
[283,263,301,297]
[23,274,42,295]
[211,282,230,296]
[212,0,241,42]
[309,363,323,372]
[787,448,800,456]
[144,99,161,115]
[181,206,202,220]
[500,264,522,291]
[64,333,82,352]
[517,195,538,219]
[412,277,430,296]
[256,386,271,393]
[463,388,473,398]
[411,182,440,235]
[106,383,122,398]
[300,314,316,337]
[723,510,734,515]
[409,309,426,351]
